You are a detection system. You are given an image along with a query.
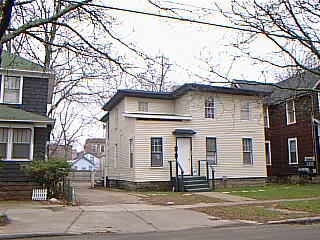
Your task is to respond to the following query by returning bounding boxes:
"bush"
[24,159,71,197]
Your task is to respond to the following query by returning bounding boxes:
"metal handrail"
[168,160,184,192]
[198,160,209,180]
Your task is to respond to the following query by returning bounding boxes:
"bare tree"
[216,0,320,76]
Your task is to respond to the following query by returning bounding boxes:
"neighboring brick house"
[101,83,269,191]
[48,144,75,161]
[84,138,106,158]
[0,51,54,199]
[233,70,320,180]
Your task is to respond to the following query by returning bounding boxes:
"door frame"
[175,136,193,176]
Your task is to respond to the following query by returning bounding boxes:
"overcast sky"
[75,0,281,150]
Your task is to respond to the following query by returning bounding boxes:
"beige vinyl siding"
[106,99,136,181]
[125,96,175,113]
[106,90,267,183]
[133,91,266,182]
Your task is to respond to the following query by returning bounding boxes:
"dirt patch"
[193,204,313,223]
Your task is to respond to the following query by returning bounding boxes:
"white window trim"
[288,137,298,165]
[286,100,296,125]
[242,137,254,165]
[205,97,216,119]
[138,102,148,112]
[0,75,24,104]
[265,106,270,128]
[150,136,164,168]
[0,125,34,161]
[265,140,272,166]
[206,136,218,165]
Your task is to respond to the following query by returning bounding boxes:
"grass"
[136,192,222,205]
[217,184,320,200]
[194,204,309,223]
[275,200,320,214]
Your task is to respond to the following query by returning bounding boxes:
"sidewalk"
[1,185,319,238]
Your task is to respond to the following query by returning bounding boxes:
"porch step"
[183,176,210,192]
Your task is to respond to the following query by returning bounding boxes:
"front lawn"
[136,192,222,205]
[217,184,320,200]
[275,200,320,214]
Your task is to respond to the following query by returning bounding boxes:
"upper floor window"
[288,137,298,164]
[242,138,253,165]
[286,100,296,125]
[138,102,148,112]
[240,102,250,120]
[0,127,32,160]
[205,97,215,118]
[92,144,97,153]
[100,144,105,153]
[264,106,270,128]
[151,137,163,167]
[0,76,23,104]
[206,137,217,165]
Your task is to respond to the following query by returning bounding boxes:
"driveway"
[72,182,142,206]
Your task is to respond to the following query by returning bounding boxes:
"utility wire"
[65,0,320,43]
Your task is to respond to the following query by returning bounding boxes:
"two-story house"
[101,83,269,191]
[233,70,320,181]
[0,51,54,200]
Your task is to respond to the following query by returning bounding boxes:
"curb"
[0,232,78,239]
[268,216,320,225]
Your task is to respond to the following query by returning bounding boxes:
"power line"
[65,0,320,43]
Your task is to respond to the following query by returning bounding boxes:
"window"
[318,93,320,112]
[206,137,217,165]
[91,144,97,153]
[205,97,215,118]
[1,76,22,104]
[129,138,134,168]
[286,100,296,124]
[100,144,105,153]
[265,141,271,165]
[242,138,253,165]
[0,127,32,160]
[114,144,118,168]
[151,137,163,167]
[0,128,8,159]
[288,138,298,164]
[240,102,250,120]
[138,102,148,112]
[264,106,270,128]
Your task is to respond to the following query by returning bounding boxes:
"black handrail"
[176,160,184,192]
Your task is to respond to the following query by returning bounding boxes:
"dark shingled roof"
[102,83,271,111]
[233,71,320,104]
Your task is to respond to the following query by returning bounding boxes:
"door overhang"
[172,128,196,135]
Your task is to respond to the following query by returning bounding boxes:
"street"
[17,224,320,240]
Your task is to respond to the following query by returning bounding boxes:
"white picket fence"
[32,188,48,201]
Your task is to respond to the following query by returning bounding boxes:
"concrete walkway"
[196,192,255,202]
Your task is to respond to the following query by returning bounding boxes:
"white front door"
[176,138,192,175]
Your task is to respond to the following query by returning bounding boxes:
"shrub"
[24,159,71,197]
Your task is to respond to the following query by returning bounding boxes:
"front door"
[176,138,192,175]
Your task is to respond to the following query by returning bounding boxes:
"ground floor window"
[151,137,163,167]
[265,141,271,165]
[206,137,217,165]
[242,138,253,165]
[129,138,134,168]
[288,137,298,164]
[0,127,33,160]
